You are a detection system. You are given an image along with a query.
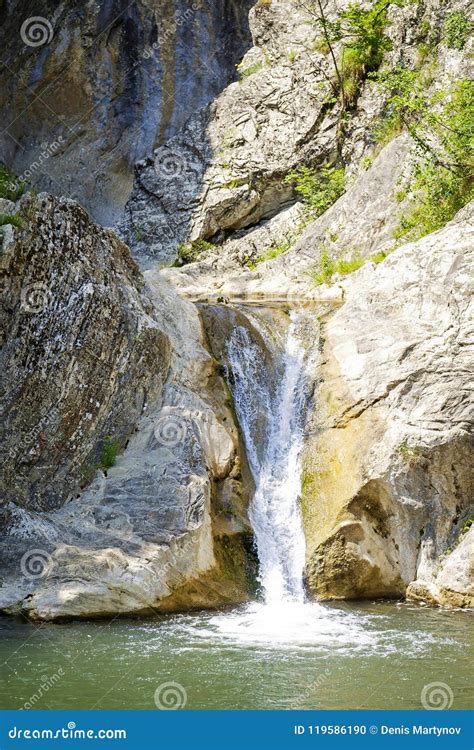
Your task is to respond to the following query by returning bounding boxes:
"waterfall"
[225,310,310,605]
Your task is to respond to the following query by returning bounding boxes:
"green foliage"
[393,80,474,241]
[175,238,216,265]
[0,213,22,227]
[284,164,345,217]
[308,0,395,110]
[398,439,422,460]
[0,165,25,201]
[313,36,330,54]
[312,247,389,285]
[373,111,403,149]
[443,11,472,50]
[416,41,434,65]
[461,515,473,535]
[339,0,394,104]
[100,436,120,471]
[371,65,473,239]
[133,226,144,242]
[237,61,264,81]
[249,237,293,268]
[362,155,374,170]
[370,249,390,264]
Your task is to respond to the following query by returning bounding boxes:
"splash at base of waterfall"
[206,601,377,649]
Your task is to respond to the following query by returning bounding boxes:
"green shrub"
[443,11,472,50]
[175,238,216,265]
[394,80,474,241]
[312,247,389,285]
[284,164,345,217]
[0,213,22,227]
[398,439,422,460]
[100,436,120,471]
[0,165,25,201]
[252,237,292,266]
[306,0,396,114]
[237,61,264,81]
[373,111,403,149]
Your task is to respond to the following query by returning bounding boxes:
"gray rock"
[0,195,255,620]
[0,0,253,225]
[301,203,474,601]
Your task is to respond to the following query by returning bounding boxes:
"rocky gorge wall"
[0,0,473,618]
[0,0,253,225]
[0,194,256,620]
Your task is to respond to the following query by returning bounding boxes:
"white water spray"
[225,311,310,604]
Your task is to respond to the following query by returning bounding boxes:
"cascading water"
[224,310,311,605]
[184,304,379,652]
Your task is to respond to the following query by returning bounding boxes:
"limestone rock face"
[161,134,412,302]
[0,193,169,512]
[122,0,339,265]
[122,0,472,268]
[301,205,474,602]
[0,195,255,620]
[406,528,474,608]
[0,0,253,225]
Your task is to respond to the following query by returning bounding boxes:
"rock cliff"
[0,194,255,620]
[0,0,472,617]
[0,0,253,225]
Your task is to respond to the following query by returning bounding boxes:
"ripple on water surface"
[0,601,472,710]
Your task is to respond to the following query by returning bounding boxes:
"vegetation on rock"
[312,247,389,285]
[301,0,397,115]
[175,239,217,266]
[0,165,24,201]
[443,10,472,50]
[284,164,345,217]
[372,70,474,240]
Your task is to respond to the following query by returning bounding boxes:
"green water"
[0,601,472,710]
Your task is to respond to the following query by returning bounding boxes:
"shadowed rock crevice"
[0,0,254,224]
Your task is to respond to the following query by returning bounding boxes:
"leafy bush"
[249,237,293,268]
[338,0,393,105]
[237,61,264,81]
[284,164,345,217]
[175,239,216,265]
[306,0,395,110]
[0,213,22,227]
[393,80,474,241]
[312,247,389,285]
[0,165,25,201]
[100,436,120,471]
[443,11,472,50]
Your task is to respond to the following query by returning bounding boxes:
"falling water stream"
[224,311,309,604]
